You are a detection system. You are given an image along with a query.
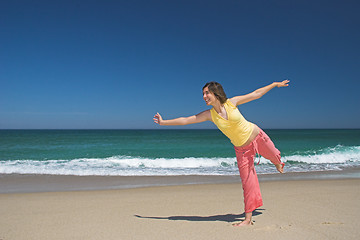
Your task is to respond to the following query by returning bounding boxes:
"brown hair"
[202,82,227,104]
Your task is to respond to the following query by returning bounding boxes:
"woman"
[153,80,289,226]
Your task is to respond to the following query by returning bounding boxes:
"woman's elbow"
[181,116,197,125]
[178,117,190,125]
[253,92,263,100]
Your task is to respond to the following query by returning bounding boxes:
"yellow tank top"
[210,99,254,146]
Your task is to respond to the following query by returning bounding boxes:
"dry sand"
[0,178,359,240]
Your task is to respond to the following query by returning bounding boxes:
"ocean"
[1,129,360,176]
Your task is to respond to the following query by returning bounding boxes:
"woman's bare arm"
[230,80,290,106]
[153,110,212,126]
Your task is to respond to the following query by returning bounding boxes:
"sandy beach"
[0,176,359,240]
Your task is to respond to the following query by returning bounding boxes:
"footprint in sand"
[321,222,344,225]
[254,224,292,231]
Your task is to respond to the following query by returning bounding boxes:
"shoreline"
[1,167,360,194]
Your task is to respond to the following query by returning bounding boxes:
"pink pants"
[234,129,282,213]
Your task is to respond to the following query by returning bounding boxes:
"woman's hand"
[276,80,290,88]
[153,112,163,125]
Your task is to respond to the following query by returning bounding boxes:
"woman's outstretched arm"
[230,80,290,106]
[153,110,211,126]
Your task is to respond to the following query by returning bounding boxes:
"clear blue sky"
[1,0,359,129]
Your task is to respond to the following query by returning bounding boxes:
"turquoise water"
[1,129,359,176]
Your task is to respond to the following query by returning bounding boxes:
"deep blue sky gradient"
[1,0,359,129]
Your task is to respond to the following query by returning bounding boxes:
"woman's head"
[202,82,227,105]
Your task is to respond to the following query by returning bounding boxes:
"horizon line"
[1,128,359,130]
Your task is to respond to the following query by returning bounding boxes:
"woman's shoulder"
[196,109,213,122]
[226,98,237,108]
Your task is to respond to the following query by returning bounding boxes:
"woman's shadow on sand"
[135,209,264,223]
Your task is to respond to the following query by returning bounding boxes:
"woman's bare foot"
[232,220,253,227]
[275,162,285,173]
[233,212,253,227]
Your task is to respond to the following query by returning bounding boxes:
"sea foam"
[1,145,359,176]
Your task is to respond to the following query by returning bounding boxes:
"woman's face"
[203,87,217,105]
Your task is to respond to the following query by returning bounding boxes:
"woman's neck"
[212,100,224,113]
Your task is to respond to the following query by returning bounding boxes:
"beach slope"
[0,179,359,240]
